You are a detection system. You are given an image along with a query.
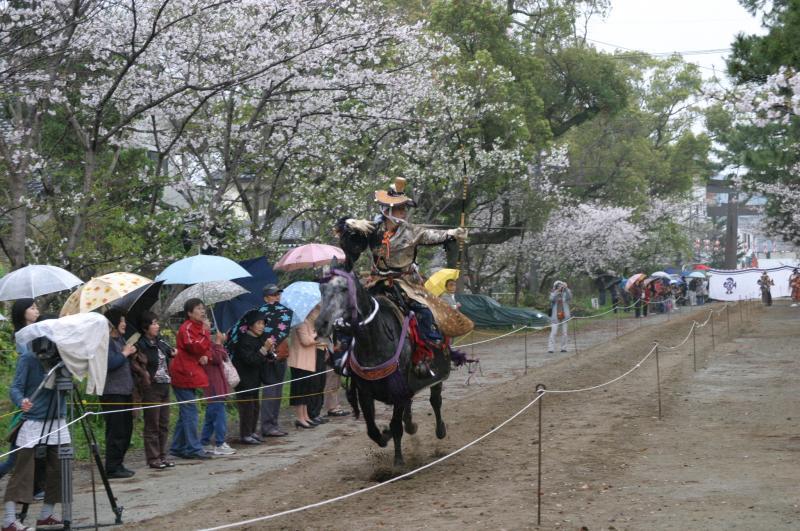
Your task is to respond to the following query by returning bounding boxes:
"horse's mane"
[335,216,380,271]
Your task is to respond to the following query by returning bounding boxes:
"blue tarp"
[212,256,277,333]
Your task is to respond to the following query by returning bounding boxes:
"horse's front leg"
[430,382,447,439]
[359,389,388,447]
[402,399,417,435]
[390,403,405,467]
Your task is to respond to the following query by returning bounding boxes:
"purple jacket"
[203,343,230,402]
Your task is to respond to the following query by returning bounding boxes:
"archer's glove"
[345,218,375,235]
[446,227,468,242]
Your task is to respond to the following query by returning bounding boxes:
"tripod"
[20,362,123,529]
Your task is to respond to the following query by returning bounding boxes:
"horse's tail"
[347,377,360,419]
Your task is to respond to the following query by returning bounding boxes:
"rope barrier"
[202,301,742,529]
[659,322,696,351]
[544,344,659,394]
[199,391,546,531]
[202,302,744,531]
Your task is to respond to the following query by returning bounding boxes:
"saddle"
[364,276,474,337]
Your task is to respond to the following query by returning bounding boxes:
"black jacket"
[135,335,174,381]
[233,333,267,391]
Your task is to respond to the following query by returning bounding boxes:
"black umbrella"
[112,281,164,336]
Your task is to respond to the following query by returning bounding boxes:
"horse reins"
[330,269,410,381]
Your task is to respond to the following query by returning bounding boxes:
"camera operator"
[101,309,136,479]
[547,280,572,354]
[231,310,274,445]
[3,302,65,531]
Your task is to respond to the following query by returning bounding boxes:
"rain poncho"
[15,312,110,394]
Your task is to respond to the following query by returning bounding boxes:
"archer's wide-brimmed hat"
[375,177,417,207]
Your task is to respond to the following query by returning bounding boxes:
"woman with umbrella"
[287,307,320,429]
[169,299,216,460]
[133,311,176,469]
[231,310,274,445]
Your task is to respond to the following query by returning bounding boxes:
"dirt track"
[10,302,790,529]
[108,300,796,530]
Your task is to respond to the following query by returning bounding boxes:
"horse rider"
[336,177,469,376]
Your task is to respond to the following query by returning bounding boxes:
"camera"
[32,336,62,372]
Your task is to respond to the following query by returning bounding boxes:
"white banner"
[708,266,794,301]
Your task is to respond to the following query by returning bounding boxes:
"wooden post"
[524,328,528,375]
[654,343,662,420]
[536,384,546,526]
[726,305,731,337]
[710,310,716,350]
[692,322,697,372]
[572,319,579,354]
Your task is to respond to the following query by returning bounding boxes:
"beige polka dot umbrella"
[60,272,153,316]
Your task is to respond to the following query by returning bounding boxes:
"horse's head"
[315,270,353,338]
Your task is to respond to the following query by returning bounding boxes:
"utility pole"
[724,191,739,269]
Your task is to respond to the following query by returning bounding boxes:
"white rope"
[196,301,744,529]
[454,298,645,348]
[659,322,696,351]
[545,343,658,394]
[0,369,336,460]
[198,392,545,531]
[84,369,335,417]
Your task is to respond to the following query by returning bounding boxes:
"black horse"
[315,269,450,466]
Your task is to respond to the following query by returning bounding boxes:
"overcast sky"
[586,0,766,79]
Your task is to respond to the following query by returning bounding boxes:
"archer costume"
[337,177,473,375]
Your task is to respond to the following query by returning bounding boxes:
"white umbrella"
[165,280,249,316]
[0,265,83,301]
[650,271,670,278]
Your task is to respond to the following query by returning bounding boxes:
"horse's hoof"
[394,457,405,467]
[404,422,418,435]
[436,421,447,439]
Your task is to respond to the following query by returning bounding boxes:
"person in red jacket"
[169,298,218,460]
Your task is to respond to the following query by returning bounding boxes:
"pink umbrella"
[274,243,346,271]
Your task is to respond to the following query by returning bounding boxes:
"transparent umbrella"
[0,265,83,301]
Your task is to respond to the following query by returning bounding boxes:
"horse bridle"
[328,269,379,330]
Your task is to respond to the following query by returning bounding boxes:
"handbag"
[557,310,565,321]
[222,358,240,389]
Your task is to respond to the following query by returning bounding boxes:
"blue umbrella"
[280,281,321,327]
[155,255,251,285]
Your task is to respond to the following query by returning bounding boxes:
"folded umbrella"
[60,272,152,316]
[165,280,249,316]
[0,264,83,301]
[280,282,321,326]
[156,255,251,285]
[274,244,346,271]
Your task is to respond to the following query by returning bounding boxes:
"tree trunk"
[8,171,28,269]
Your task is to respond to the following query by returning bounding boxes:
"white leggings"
[548,320,569,352]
